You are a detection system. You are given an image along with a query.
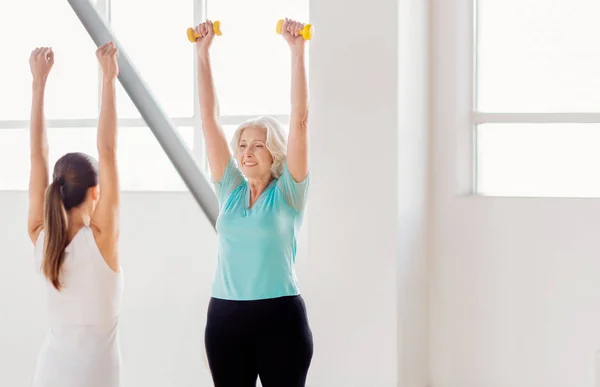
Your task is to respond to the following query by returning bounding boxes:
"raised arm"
[27,47,54,245]
[90,42,120,271]
[194,20,232,182]
[281,18,309,182]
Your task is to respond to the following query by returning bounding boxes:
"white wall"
[431,0,600,386]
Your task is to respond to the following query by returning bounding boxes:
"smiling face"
[235,125,274,180]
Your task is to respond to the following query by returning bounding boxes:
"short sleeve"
[212,157,245,206]
[276,163,310,212]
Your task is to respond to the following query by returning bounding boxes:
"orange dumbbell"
[276,19,313,40]
[187,21,222,42]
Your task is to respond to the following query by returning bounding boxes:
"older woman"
[193,18,312,387]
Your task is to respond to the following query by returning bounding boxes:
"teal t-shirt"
[211,157,309,301]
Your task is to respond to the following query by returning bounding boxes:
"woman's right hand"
[194,20,216,56]
[29,47,54,84]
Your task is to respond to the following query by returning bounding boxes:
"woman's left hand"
[96,42,119,81]
[281,18,306,50]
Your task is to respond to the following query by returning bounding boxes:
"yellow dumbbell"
[187,21,222,43]
[276,19,313,40]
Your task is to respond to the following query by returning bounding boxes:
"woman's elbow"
[291,113,309,133]
[97,144,117,157]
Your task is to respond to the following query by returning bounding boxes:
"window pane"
[0,0,99,120]
[476,124,600,197]
[207,0,309,115]
[111,0,194,118]
[0,127,194,191]
[477,0,600,112]
[114,127,194,191]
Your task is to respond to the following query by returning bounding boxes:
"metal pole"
[66,0,218,229]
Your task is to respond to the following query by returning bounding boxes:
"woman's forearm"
[97,77,117,154]
[197,52,220,122]
[30,81,49,159]
[290,47,308,121]
[286,44,309,181]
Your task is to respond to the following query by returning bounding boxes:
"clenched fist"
[194,20,216,57]
[96,42,119,80]
[280,18,306,50]
[29,47,54,84]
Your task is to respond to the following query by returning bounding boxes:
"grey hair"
[230,116,287,178]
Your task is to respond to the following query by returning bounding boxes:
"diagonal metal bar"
[66,0,218,229]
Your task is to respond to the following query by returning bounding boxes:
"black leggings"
[204,295,313,387]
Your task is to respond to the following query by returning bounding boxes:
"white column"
[304,0,431,385]
[305,0,399,385]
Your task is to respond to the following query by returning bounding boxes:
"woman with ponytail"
[27,42,123,387]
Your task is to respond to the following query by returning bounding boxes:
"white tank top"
[32,226,123,387]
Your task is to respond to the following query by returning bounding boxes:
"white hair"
[230,116,287,178]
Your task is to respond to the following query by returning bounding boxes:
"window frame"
[471,0,600,197]
[0,0,291,192]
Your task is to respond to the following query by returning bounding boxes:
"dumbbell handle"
[276,20,313,40]
[187,21,222,43]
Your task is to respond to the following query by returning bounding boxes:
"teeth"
[244,162,257,166]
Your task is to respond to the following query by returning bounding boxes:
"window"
[207,0,309,116]
[0,0,306,191]
[0,0,193,191]
[474,0,600,197]
[46,127,194,191]
[0,127,193,191]
[110,0,194,118]
[0,0,98,120]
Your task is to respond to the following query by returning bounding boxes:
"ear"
[91,185,100,201]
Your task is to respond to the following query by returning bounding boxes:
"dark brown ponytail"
[42,178,69,290]
[41,153,99,290]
